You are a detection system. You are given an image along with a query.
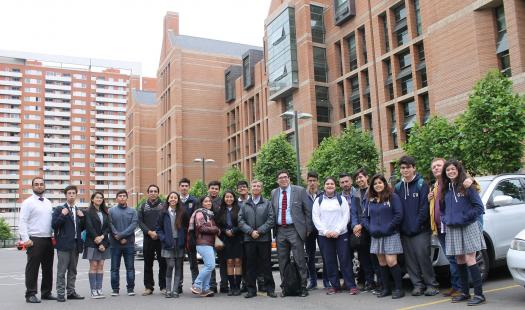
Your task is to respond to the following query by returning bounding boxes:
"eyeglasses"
[277,176,289,180]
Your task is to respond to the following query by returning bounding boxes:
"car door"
[484,177,525,260]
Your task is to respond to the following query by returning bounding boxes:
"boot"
[377,266,391,298]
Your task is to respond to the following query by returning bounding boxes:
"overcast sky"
[0,0,271,77]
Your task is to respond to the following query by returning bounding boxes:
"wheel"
[476,249,490,282]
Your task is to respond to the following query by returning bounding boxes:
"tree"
[457,70,525,175]
[308,126,379,183]
[403,116,461,180]
[189,179,208,199]
[0,218,12,240]
[219,167,247,196]
[254,134,297,198]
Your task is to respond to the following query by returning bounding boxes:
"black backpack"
[281,256,302,296]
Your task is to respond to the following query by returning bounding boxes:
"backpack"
[395,178,425,193]
[317,193,343,206]
[186,209,208,250]
[281,256,302,296]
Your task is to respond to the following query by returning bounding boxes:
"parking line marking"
[396,285,521,310]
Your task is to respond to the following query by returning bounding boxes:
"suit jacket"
[271,185,313,241]
[51,203,85,252]
[84,208,110,249]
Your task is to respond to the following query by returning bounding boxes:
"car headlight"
[510,238,525,251]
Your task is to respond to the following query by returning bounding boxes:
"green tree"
[0,218,12,240]
[457,70,525,175]
[308,126,379,183]
[254,134,297,198]
[403,116,461,180]
[189,179,208,199]
[219,167,247,196]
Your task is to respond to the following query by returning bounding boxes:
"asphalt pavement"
[0,248,523,309]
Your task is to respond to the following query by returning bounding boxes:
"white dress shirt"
[312,195,350,236]
[18,194,53,242]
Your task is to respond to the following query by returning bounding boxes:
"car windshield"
[477,179,491,196]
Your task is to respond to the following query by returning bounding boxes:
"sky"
[0,0,272,76]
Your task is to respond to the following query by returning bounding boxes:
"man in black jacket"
[51,185,85,302]
[138,184,166,296]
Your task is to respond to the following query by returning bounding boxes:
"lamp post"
[131,192,144,208]
[280,110,313,182]
[193,157,215,184]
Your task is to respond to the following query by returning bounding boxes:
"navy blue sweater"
[362,193,403,237]
[395,174,430,236]
[440,185,484,227]
[156,209,189,250]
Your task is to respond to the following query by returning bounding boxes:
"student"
[362,174,405,299]
[235,180,250,293]
[52,185,85,302]
[395,156,439,296]
[312,177,356,295]
[215,190,243,295]
[84,191,111,299]
[156,192,189,298]
[109,190,138,296]
[440,160,486,306]
[206,180,226,293]
[191,196,220,297]
[179,177,199,290]
[19,177,56,303]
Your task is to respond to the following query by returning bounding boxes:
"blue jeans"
[318,233,356,289]
[438,233,459,290]
[110,246,135,291]
[194,245,215,292]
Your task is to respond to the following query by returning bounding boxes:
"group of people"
[18,155,486,306]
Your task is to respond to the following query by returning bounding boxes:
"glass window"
[282,96,293,130]
[334,0,354,25]
[350,76,360,114]
[310,5,325,44]
[317,126,331,144]
[225,71,235,102]
[490,179,525,206]
[495,5,511,77]
[313,47,328,82]
[348,34,358,71]
[381,13,390,52]
[414,0,422,36]
[315,86,330,123]
[393,3,409,47]
[403,100,416,138]
[400,75,413,95]
[422,93,430,123]
[389,106,398,149]
[359,27,367,64]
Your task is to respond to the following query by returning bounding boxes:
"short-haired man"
[238,180,276,298]
[138,184,166,296]
[271,170,313,297]
[395,156,439,296]
[51,185,85,302]
[19,177,57,303]
[206,180,226,293]
[179,178,199,290]
[109,190,138,296]
[236,179,251,293]
[237,180,250,204]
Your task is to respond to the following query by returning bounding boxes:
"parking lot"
[0,247,523,309]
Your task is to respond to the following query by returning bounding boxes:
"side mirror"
[492,195,513,207]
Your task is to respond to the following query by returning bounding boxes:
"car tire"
[476,249,490,282]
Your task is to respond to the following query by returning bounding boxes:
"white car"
[507,228,525,287]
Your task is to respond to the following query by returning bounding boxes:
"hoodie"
[395,173,430,236]
[441,184,484,227]
[362,193,403,237]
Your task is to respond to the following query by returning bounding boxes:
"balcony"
[0,136,20,142]
[0,80,22,87]
[95,104,126,112]
[44,110,70,118]
[0,164,19,170]
[95,79,127,87]
[0,98,21,105]
[95,113,126,121]
[94,166,126,172]
[94,149,126,155]
[0,155,20,161]
[44,128,70,135]
[94,157,126,164]
[1,145,19,151]
[44,119,70,126]
[0,174,19,180]
[43,138,70,144]
[0,71,22,77]
[45,92,71,100]
[96,88,127,95]
[44,165,70,171]
[0,183,19,190]
[0,108,21,114]
[0,126,21,133]
[95,139,125,146]
[95,122,125,129]
[0,117,21,124]
[45,75,72,82]
[95,131,126,137]
[43,146,70,153]
[95,96,127,104]
[43,156,70,162]
[45,101,71,109]
[95,175,126,181]
[44,174,70,180]
[44,184,68,190]
[45,84,71,91]
[0,89,22,96]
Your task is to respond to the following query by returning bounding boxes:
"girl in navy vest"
[440,160,486,306]
[362,174,404,299]
[156,192,189,298]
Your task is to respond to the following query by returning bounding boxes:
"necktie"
[38,197,44,201]
[281,190,287,226]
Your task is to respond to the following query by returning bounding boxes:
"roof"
[168,33,262,58]
[131,90,156,105]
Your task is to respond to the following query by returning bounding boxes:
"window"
[421,93,430,123]
[416,44,427,88]
[495,5,511,77]
[349,76,360,114]
[282,96,293,130]
[393,4,409,47]
[315,86,330,122]
[400,75,413,95]
[397,50,413,95]
[317,126,331,144]
[242,56,252,89]
[490,179,525,206]
[25,70,42,76]
[353,117,362,130]
[334,0,355,26]
[414,0,422,36]
[359,27,367,64]
[348,34,358,71]
[313,47,328,82]
[338,82,346,118]
[389,106,398,149]
[384,59,394,100]
[23,133,40,139]
[363,70,371,109]
[381,13,390,53]
[365,113,373,133]
[403,100,416,138]
[225,71,235,102]
[310,5,325,44]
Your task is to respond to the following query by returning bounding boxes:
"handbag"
[214,235,224,250]
[350,232,363,248]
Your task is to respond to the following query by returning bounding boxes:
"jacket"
[271,185,313,241]
[51,203,85,252]
[362,193,403,237]
[138,198,163,235]
[182,195,198,216]
[195,208,219,246]
[84,207,110,249]
[238,196,275,242]
[395,174,430,236]
[215,204,241,237]
[156,207,189,250]
[441,185,484,227]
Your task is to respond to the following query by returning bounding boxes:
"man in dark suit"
[271,170,313,297]
[51,185,85,302]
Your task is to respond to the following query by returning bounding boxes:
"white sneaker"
[127,290,135,296]
[91,290,103,299]
[96,290,105,299]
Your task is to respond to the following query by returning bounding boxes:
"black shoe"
[67,292,84,300]
[452,293,471,303]
[467,295,486,306]
[210,287,218,294]
[219,286,229,294]
[41,294,57,300]
[412,287,425,296]
[392,289,405,299]
[306,282,318,290]
[244,292,256,298]
[377,290,392,298]
[267,291,277,298]
[300,288,309,297]
[240,284,247,293]
[26,295,41,303]
[165,292,172,298]
[57,295,66,302]
[177,287,182,294]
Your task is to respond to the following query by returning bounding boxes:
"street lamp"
[131,192,144,208]
[193,157,215,184]
[280,110,313,182]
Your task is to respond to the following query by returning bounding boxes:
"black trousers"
[25,237,54,298]
[143,237,166,290]
[244,242,275,293]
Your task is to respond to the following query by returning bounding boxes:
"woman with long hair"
[215,190,243,296]
[156,192,189,298]
[362,174,404,299]
[83,191,110,299]
[191,196,220,297]
[440,160,486,306]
